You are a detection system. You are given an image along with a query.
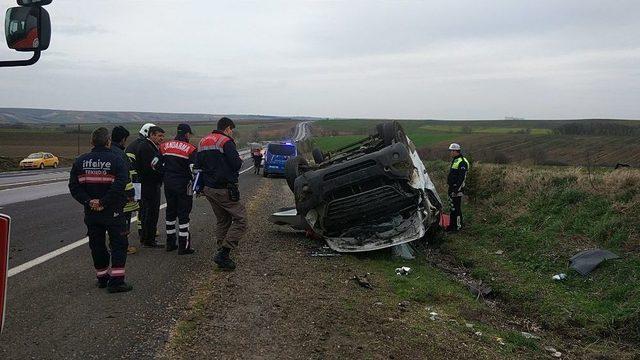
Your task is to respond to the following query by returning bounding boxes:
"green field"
[311,119,640,167]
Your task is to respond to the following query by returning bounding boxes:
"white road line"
[7,204,168,278]
[7,162,256,278]
[0,177,68,190]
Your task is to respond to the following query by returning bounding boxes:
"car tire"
[53,162,58,168]
[285,156,308,192]
[312,148,324,164]
[39,163,45,169]
[377,121,408,146]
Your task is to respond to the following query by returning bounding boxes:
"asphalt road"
[292,121,312,142]
[0,159,262,359]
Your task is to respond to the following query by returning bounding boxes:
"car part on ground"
[273,121,442,253]
[569,249,620,276]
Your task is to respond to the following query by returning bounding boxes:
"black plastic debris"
[569,249,620,276]
[352,274,373,289]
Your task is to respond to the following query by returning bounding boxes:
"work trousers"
[164,185,193,249]
[448,194,463,231]
[203,186,247,250]
[85,212,128,285]
[141,182,161,244]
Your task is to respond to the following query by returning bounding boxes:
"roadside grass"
[348,252,547,357]
[423,160,640,356]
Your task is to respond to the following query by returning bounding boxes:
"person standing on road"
[125,123,156,241]
[252,147,263,175]
[111,126,140,255]
[138,126,165,248]
[68,127,133,293]
[446,143,469,232]
[196,117,247,270]
[160,124,197,254]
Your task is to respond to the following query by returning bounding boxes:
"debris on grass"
[551,273,567,281]
[494,250,504,255]
[521,331,540,340]
[395,266,412,276]
[569,249,620,276]
[310,246,341,257]
[544,346,562,358]
[495,337,506,346]
[352,274,373,289]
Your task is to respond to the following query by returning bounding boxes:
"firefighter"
[110,125,140,254]
[196,117,247,270]
[68,127,132,293]
[447,143,469,232]
[160,124,197,254]
[125,123,156,241]
[137,126,165,248]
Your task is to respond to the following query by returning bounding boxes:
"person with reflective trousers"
[111,125,140,254]
[68,127,132,293]
[195,117,247,270]
[125,122,156,241]
[446,143,470,232]
[160,124,197,254]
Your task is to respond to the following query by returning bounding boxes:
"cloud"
[0,0,638,119]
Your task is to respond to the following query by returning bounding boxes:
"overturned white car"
[270,121,442,252]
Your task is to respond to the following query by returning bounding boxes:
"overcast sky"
[1,0,638,119]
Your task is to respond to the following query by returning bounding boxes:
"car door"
[43,153,52,166]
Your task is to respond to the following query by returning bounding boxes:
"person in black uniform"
[160,124,197,254]
[111,126,140,255]
[125,123,156,241]
[446,143,470,232]
[137,126,165,248]
[68,127,132,293]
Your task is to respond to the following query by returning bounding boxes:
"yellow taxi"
[19,152,59,170]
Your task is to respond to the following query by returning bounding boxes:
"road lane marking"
[7,203,168,278]
[0,177,68,190]
[7,163,255,277]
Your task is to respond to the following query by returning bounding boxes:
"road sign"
[0,214,10,333]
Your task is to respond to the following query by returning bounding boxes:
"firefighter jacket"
[69,146,128,215]
[111,143,140,213]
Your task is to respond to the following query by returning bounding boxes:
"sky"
[0,0,639,119]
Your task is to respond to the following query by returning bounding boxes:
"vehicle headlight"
[305,209,318,228]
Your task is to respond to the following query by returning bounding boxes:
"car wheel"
[53,162,58,168]
[285,156,308,192]
[39,163,45,169]
[312,148,324,164]
[377,121,408,146]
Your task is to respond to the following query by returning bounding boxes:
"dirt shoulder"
[160,178,546,359]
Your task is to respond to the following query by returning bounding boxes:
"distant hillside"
[0,108,317,125]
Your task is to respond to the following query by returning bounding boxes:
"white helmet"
[139,123,156,137]
[448,143,461,151]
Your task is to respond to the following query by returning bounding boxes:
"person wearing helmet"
[447,143,469,232]
[125,123,155,241]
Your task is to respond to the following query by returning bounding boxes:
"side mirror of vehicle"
[5,6,51,51]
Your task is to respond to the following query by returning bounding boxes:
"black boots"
[107,282,133,293]
[213,247,236,270]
